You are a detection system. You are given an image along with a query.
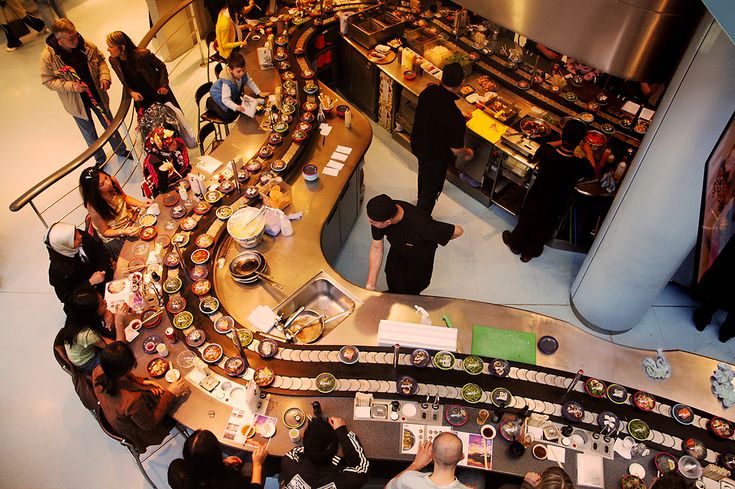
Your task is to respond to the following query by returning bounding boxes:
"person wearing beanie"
[365,194,463,295]
[411,62,474,214]
[502,119,596,262]
[280,416,368,489]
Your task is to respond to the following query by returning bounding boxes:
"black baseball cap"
[366,194,397,222]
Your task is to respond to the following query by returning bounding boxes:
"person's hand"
[411,440,433,470]
[365,282,376,291]
[167,379,188,397]
[328,417,346,429]
[72,81,88,93]
[143,379,165,396]
[258,92,270,99]
[143,199,153,207]
[523,472,541,487]
[112,302,129,323]
[251,440,268,465]
[464,147,475,161]
[120,226,139,237]
[89,270,106,285]
[130,91,143,101]
[223,455,243,469]
[157,87,169,95]
[100,79,111,91]
[236,105,246,113]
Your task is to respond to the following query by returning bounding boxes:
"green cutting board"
[471,325,537,365]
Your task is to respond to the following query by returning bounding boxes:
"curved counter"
[117,13,733,487]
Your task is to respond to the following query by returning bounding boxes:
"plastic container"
[259,180,292,210]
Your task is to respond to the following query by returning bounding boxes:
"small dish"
[627,419,650,441]
[671,403,694,425]
[462,383,483,403]
[186,328,206,347]
[259,146,274,159]
[189,265,208,281]
[302,101,318,112]
[171,205,186,219]
[584,378,607,398]
[444,405,469,426]
[191,279,211,296]
[490,358,510,377]
[709,416,734,439]
[339,345,359,364]
[233,328,253,348]
[268,133,283,146]
[684,438,707,460]
[678,455,703,480]
[303,83,318,95]
[655,452,678,474]
[165,295,186,314]
[142,335,162,354]
[193,201,211,215]
[191,248,210,265]
[139,213,157,227]
[562,400,585,422]
[433,350,456,370]
[214,316,234,334]
[147,357,169,378]
[606,383,628,404]
[300,111,315,123]
[165,368,181,383]
[396,375,418,396]
[597,411,620,432]
[162,193,179,207]
[580,112,594,123]
[410,348,430,367]
[199,296,220,315]
[224,356,246,377]
[216,205,233,220]
[301,68,314,79]
[194,234,214,249]
[141,307,162,328]
[403,70,416,80]
[180,216,197,231]
[140,226,157,241]
[204,190,222,204]
[621,475,646,489]
[254,366,275,386]
[462,355,484,375]
[162,276,182,294]
[537,335,558,354]
[491,387,512,407]
[315,372,337,393]
[257,338,278,358]
[173,311,194,330]
[283,407,306,428]
[271,160,287,172]
[202,343,223,364]
[302,164,319,181]
[633,391,656,412]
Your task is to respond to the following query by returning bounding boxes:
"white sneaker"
[6,46,18,52]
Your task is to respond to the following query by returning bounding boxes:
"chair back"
[195,82,213,106]
[53,328,74,375]
[198,122,221,154]
[96,402,131,447]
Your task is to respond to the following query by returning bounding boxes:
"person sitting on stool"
[386,433,469,489]
[207,51,268,123]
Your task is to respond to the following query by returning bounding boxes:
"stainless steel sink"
[276,271,361,335]
[348,11,405,49]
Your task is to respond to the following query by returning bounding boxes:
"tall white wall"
[571,14,735,333]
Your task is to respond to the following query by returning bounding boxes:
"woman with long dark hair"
[106,31,179,110]
[168,430,268,489]
[93,341,188,452]
[61,285,127,373]
[79,167,149,259]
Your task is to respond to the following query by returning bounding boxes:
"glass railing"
[8,0,206,228]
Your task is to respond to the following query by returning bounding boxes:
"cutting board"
[471,325,537,365]
[466,109,509,144]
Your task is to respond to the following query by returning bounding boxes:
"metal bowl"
[520,117,551,138]
[584,130,608,150]
[229,250,266,280]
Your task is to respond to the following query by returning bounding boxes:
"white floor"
[0,1,730,488]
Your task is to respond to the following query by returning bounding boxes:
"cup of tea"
[289,428,301,443]
[509,440,526,459]
[480,424,496,440]
[532,444,548,460]
[156,343,169,357]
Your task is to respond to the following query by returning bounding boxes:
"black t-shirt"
[371,201,455,258]
[410,84,466,161]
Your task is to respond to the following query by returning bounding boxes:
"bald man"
[386,432,469,489]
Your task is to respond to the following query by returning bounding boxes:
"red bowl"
[403,70,416,80]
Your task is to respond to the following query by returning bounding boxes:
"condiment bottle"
[344,108,352,129]
[178,182,188,202]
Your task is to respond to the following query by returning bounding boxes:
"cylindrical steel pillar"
[571,15,735,333]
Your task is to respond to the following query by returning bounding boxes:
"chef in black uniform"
[411,62,474,214]
[365,194,463,295]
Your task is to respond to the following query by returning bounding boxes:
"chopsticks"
[141,309,163,326]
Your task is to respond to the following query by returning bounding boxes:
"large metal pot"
[227,207,266,248]
[584,130,608,151]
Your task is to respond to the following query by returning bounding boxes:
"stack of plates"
[229,250,267,284]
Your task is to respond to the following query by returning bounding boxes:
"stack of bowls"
[227,207,266,248]
[229,250,267,284]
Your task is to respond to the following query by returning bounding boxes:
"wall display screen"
[696,113,735,284]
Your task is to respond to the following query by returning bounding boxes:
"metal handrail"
[8,0,200,216]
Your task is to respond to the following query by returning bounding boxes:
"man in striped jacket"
[281,416,369,489]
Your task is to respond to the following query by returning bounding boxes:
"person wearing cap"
[411,62,474,214]
[280,416,368,489]
[502,119,596,262]
[366,194,463,295]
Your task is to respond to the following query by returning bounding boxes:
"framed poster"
[696,113,735,284]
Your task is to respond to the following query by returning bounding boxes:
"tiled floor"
[0,1,731,488]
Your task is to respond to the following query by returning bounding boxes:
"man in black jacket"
[411,62,474,214]
[280,416,368,489]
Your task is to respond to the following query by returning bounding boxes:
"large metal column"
[571,15,735,333]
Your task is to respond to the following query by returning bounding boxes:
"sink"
[275,271,361,337]
[348,11,405,49]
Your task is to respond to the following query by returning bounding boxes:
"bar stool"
[195,82,230,149]
[198,122,223,155]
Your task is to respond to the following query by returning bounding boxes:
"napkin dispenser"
[377,320,457,351]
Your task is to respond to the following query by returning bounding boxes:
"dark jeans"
[206,97,238,123]
[416,154,450,215]
[73,104,128,165]
[1,14,45,48]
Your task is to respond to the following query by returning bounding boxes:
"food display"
[194,233,214,248]
[633,391,656,411]
[562,400,585,422]
[433,350,456,370]
[491,358,510,377]
[339,345,359,364]
[147,358,169,378]
[254,366,275,386]
[462,355,484,375]
[461,383,483,403]
[410,348,430,367]
[224,356,246,376]
[180,216,197,231]
[216,205,233,220]
[397,375,418,396]
[191,248,210,264]
[475,75,496,92]
[140,226,157,241]
[627,419,651,441]
[202,343,223,364]
[173,311,193,329]
[191,279,211,296]
[585,378,606,398]
[186,328,206,347]
[315,372,336,393]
